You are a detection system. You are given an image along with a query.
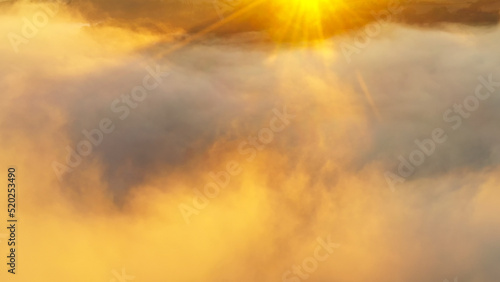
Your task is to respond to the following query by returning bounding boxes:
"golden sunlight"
[268,0,347,42]
[3,1,500,281]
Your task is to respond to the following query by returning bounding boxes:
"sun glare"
[269,0,345,42]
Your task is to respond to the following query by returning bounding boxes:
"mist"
[1,1,499,282]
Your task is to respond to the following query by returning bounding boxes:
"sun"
[268,0,345,42]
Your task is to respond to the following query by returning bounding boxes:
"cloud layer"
[1,1,500,282]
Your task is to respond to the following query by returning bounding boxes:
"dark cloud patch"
[398,0,500,26]
[329,24,500,183]
[57,48,284,201]
[62,0,500,41]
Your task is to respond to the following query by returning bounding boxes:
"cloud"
[0,1,499,282]
[33,0,500,39]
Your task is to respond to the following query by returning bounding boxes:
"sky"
[1,1,500,282]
